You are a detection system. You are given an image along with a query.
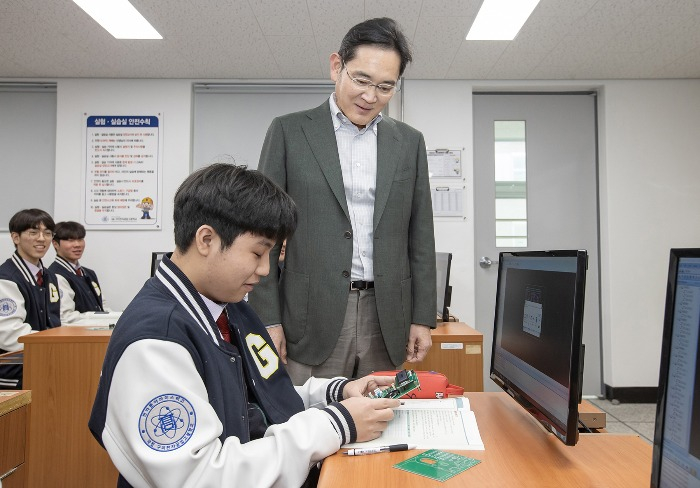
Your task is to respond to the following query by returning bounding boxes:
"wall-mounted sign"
[82,115,162,229]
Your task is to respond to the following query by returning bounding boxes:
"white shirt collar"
[329,93,382,134]
[200,294,226,322]
[23,258,42,277]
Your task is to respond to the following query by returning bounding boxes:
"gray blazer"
[249,100,436,366]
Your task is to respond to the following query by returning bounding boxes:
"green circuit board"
[368,369,421,399]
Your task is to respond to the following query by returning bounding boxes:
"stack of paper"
[344,398,484,450]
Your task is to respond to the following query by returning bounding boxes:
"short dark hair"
[9,209,55,234]
[173,163,297,252]
[338,17,413,77]
[53,221,86,241]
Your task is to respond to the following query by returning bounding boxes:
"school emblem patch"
[139,394,196,452]
[0,298,17,316]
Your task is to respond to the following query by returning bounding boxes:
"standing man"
[0,209,61,388]
[249,17,437,384]
[49,221,121,324]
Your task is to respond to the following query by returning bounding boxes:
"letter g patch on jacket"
[139,394,196,452]
[246,333,279,379]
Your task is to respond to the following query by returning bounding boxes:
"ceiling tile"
[249,0,314,36]
[447,41,508,79]
[1,0,699,80]
[419,0,481,19]
[266,35,325,78]
[411,16,472,78]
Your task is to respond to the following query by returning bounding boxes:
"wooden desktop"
[0,390,31,488]
[19,326,118,488]
[318,392,651,488]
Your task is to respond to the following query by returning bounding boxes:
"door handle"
[479,256,498,268]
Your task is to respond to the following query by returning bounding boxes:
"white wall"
[400,78,700,390]
[53,79,193,309]
[598,80,700,386]
[2,77,699,389]
[402,80,476,327]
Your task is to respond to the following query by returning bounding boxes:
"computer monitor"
[651,248,700,487]
[436,252,453,322]
[150,252,167,277]
[490,250,588,446]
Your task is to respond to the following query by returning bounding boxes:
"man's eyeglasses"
[25,229,54,240]
[342,65,400,96]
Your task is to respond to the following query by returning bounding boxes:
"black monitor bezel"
[436,252,453,322]
[651,248,700,487]
[150,251,168,277]
[490,249,587,446]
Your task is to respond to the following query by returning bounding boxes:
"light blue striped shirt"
[329,93,382,281]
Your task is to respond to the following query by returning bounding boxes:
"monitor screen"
[150,252,167,277]
[651,248,700,487]
[436,252,453,322]
[490,250,587,446]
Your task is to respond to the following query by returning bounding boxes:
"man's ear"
[10,232,20,247]
[194,225,216,257]
[330,52,342,82]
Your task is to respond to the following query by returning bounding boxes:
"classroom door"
[473,93,602,396]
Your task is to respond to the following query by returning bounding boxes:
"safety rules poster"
[82,114,162,229]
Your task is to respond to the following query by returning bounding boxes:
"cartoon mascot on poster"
[136,197,154,219]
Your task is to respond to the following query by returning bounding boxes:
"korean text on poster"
[83,115,162,229]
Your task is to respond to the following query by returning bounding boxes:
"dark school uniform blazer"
[49,257,104,312]
[0,253,61,386]
[249,100,437,367]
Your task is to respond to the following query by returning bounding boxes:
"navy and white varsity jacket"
[0,252,61,388]
[49,256,104,312]
[89,255,356,488]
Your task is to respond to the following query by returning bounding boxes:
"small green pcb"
[368,369,421,399]
[393,449,481,482]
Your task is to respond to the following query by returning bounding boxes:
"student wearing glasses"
[249,17,437,384]
[0,208,61,388]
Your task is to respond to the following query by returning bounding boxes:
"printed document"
[343,398,484,450]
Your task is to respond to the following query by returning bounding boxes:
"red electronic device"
[372,370,464,399]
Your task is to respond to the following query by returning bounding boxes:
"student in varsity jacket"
[89,163,399,488]
[49,221,120,324]
[0,209,61,388]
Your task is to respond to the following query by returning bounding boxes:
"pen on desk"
[344,444,418,456]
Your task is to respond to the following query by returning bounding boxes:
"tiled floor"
[585,396,657,444]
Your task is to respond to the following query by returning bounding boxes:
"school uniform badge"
[139,394,196,451]
[0,298,17,316]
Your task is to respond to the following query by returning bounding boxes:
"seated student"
[89,164,398,488]
[49,221,121,325]
[0,209,61,388]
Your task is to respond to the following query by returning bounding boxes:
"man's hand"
[267,325,287,364]
[405,324,432,363]
[340,397,400,442]
[342,374,396,399]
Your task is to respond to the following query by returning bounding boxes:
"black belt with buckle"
[350,280,374,290]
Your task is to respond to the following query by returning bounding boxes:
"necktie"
[76,267,83,276]
[216,310,230,343]
[36,270,44,287]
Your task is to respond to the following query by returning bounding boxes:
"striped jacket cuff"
[325,378,350,403]
[323,402,357,445]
